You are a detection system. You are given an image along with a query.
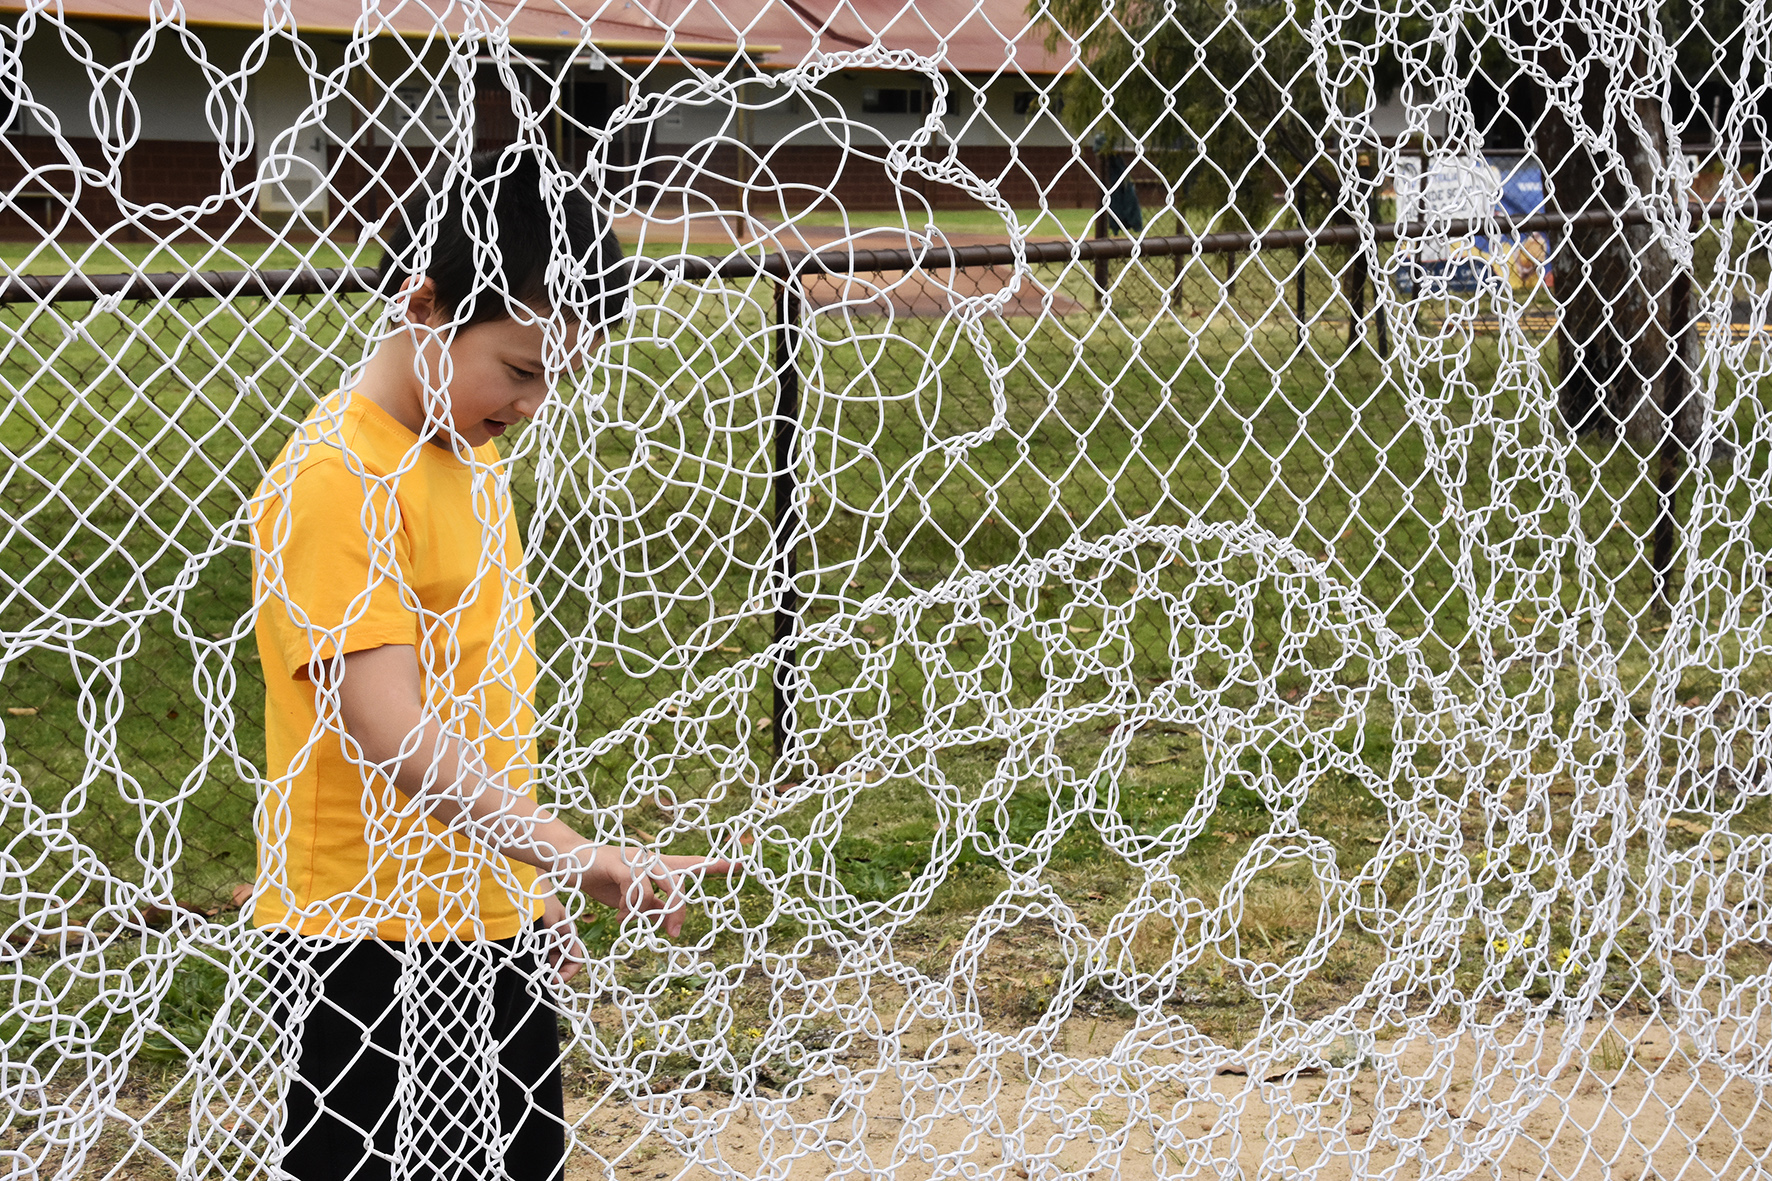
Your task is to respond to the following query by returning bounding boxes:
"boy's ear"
[397,275,449,328]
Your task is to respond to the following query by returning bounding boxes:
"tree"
[1038,0,1348,228]
[1037,0,1425,344]
[1498,5,1706,449]
[1042,0,1738,452]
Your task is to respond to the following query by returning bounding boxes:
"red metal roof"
[657,0,1074,74]
[3,0,1072,73]
[0,0,762,55]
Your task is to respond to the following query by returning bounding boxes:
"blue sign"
[1396,158,1549,296]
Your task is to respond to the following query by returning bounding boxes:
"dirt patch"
[797,266,1082,320]
[30,994,1771,1179]
[561,1013,1772,1179]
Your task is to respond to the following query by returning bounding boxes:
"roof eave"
[0,8,774,59]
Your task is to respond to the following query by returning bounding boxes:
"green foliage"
[1033,0,1441,221]
[1039,0,1326,219]
[833,835,929,902]
[0,954,235,1067]
[137,956,233,1063]
[1032,0,1761,227]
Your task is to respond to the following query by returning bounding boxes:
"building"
[611,0,1094,217]
[0,0,1093,243]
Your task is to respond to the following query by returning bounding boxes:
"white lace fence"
[3,1,1772,1177]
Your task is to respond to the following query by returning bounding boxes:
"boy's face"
[428,314,563,450]
[404,279,592,450]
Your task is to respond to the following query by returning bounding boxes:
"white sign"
[1399,156,1501,262]
[393,85,454,138]
[1392,156,1420,219]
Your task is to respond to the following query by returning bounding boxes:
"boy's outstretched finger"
[644,859,700,937]
[551,917,588,983]
[589,846,742,936]
[658,853,737,876]
[621,854,736,937]
[651,854,738,937]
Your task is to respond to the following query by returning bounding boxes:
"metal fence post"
[1366,157,1391,359]
[1376,284,1390,358]
[771,276,805,767]
[1295,243,1307,346]
[1092,213,1111,301]
[1653,268,1694,615]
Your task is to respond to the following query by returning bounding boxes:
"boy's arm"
[316,642,729,938]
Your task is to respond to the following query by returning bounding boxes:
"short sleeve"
[253,453,420,677]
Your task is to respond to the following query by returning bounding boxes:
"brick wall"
[0,135,1104,243]
[0,135,440,244]
[0,135,263,242]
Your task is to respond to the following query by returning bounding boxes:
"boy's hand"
[541,894,588,983]
[575,846,735,939]
[322,646,736,942]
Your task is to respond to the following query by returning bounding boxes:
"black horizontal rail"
[660,204,1709,282]
[0,200,1743,306]
[0,265,382,305]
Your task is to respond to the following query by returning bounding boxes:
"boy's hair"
[377,148,628,331]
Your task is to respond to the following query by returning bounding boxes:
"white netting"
[2,0,1771,1177]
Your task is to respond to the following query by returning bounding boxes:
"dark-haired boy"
[250,150,729,1181]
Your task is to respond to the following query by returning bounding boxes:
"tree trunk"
[1528,7,1700,450]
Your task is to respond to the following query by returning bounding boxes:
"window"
[861,87,932,115]
[568,80,614,131]
[1014,91,1062,118]
[0,50,24,136]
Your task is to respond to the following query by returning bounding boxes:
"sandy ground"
[40,1008,1772,1179]
[612,212,1087,320]
[560,1012,1772,1180]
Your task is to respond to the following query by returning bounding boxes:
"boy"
[250,149,728,1181]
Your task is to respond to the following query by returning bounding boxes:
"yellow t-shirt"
[250,389,544,940]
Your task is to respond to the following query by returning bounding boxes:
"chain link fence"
[4,206,1761,910]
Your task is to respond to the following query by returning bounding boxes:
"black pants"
[267,927,566,1181]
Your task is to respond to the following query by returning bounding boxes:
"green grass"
[2,231,1771,1130]
[778,205,1098,241]
[0,238,368,277]
[0,250,1762,868]
[0,207,1093,277]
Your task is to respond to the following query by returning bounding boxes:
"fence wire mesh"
[2,1,1772,1178]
